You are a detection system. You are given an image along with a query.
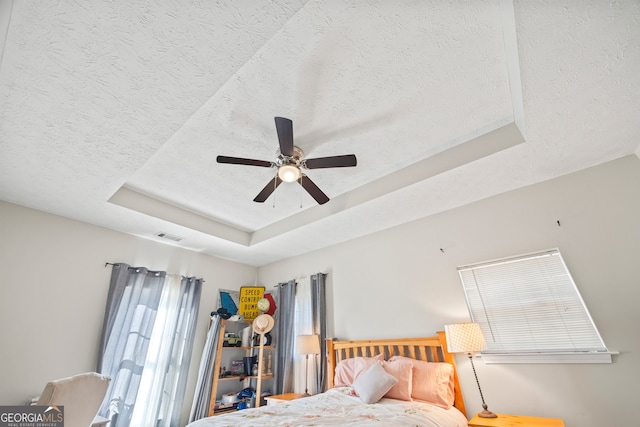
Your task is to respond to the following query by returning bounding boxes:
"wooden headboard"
[326,332,466,417]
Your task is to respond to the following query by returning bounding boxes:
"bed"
[187,332,468,426]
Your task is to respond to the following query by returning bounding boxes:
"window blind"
[458,249,607,354]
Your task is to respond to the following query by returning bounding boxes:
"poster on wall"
[239,286,265,321]
[217,289,240,315]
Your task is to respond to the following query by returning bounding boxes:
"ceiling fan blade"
[253,176,283,203]
[304,154,357,169]
[274,117,294,157]
[299,174,330,205]
[217,156,274,168]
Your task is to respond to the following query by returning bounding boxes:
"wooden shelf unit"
[208,319,274,416]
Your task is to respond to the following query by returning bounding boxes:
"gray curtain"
[98,264,165,425]
[97,263,202,427]
[166,276,203,426]
[310,273,327,392]
[273,280,296,394]
[188,314,222,422]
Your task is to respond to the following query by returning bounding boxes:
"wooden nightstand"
[264,392,303,406]
[468,414,565,427]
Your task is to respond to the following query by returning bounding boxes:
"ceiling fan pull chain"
[299,176,303,208]
[272,177,277,208]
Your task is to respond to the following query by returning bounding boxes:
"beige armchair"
[36,372,110,427]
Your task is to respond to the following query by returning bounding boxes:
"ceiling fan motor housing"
[277,146,304,167]
[276,146,303,182]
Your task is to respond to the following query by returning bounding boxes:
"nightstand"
[468,414,565,427]
[264,392,303,406]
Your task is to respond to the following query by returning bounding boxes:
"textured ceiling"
[1,0,639,266]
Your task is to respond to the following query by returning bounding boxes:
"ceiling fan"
[217,117,357,205]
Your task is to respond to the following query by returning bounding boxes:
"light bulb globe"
[278,164,300,183]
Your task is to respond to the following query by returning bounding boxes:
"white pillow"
[352,361,398,404]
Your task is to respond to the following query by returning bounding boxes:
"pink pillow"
[381,359,413,401]
[334,354,384,387]
[388,356,455,409]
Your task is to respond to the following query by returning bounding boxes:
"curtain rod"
[272,272,328,287]
[105,262,204,281]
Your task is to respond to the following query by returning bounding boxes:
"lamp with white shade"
[296,334,320,396]
[444,323,497,419]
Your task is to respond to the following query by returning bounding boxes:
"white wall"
[0,202,257,425]
[258,155,640,427]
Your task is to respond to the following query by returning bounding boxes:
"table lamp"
[445,323,497,418]
[296,334,320,396]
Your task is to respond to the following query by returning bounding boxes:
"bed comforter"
[186,387,468,427]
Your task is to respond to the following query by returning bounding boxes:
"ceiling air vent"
[155,232,184,242]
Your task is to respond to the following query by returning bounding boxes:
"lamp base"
[477,409,498,418]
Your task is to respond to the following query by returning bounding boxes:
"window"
[458,249,613,363]
[99,265,203,425]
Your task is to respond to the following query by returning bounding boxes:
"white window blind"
[458,249,608,359]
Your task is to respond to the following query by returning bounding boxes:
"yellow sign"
[239,286,265,321]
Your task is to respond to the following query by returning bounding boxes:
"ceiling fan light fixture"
[278,164,301,183]
[218,117,356,204]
